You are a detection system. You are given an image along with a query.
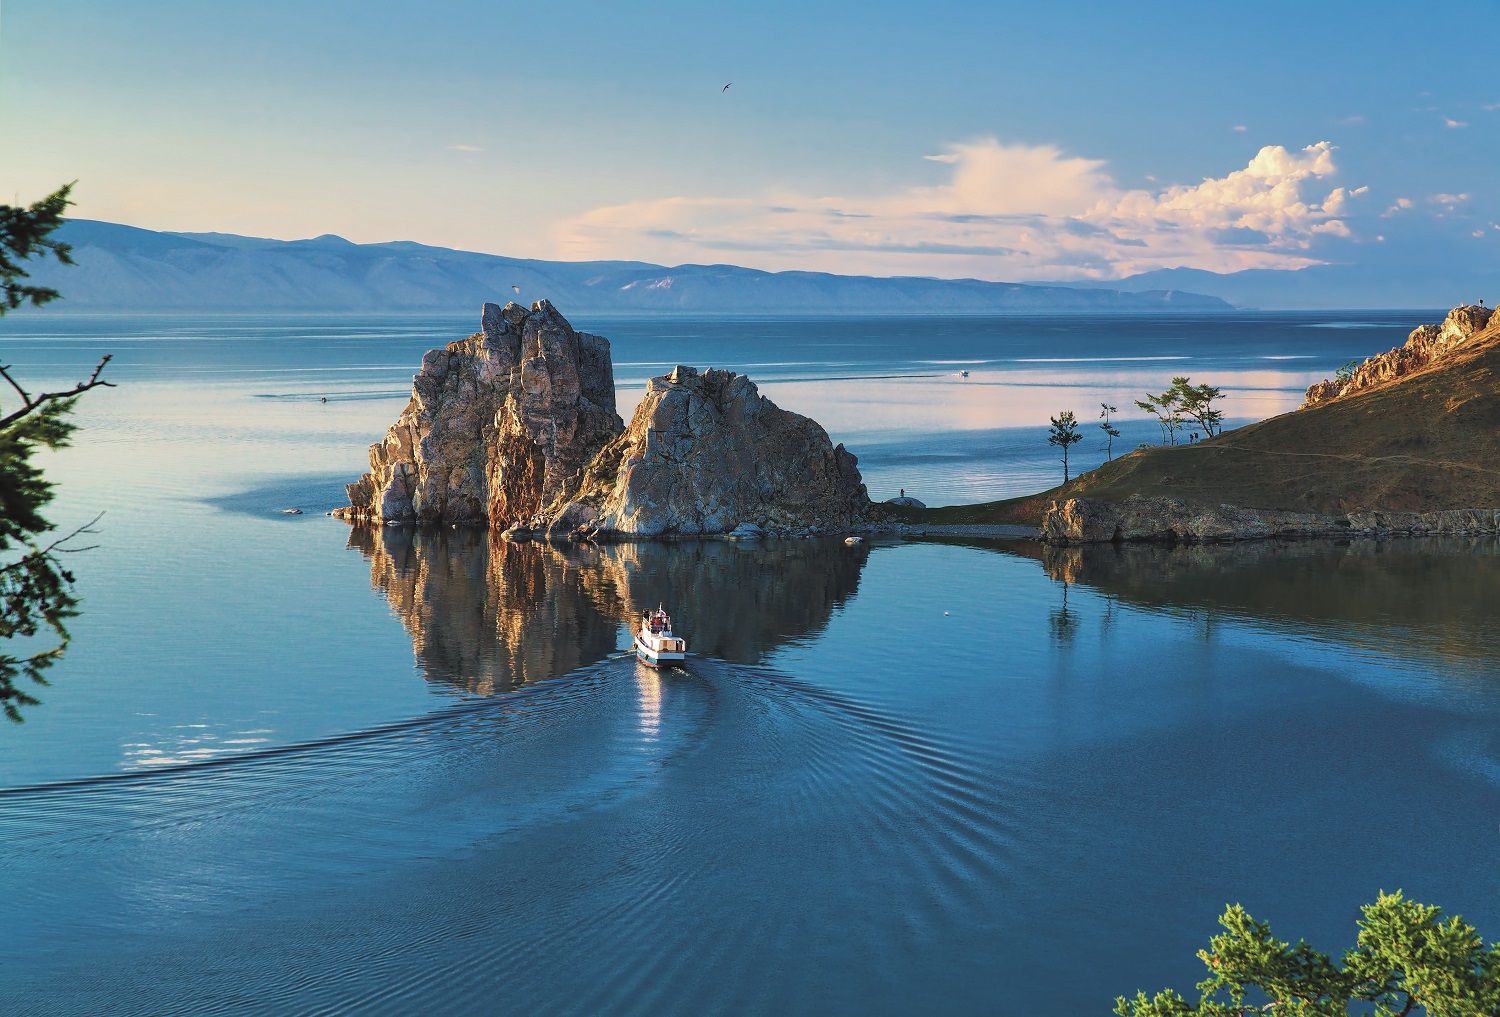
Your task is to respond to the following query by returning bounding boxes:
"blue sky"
[4,0,1496,281]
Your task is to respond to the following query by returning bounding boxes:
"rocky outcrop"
[1042,495,1500,545]
[1303,304,1494,408]
[337,306,870,537]
[336,301,622,525]
[556,365,870,536]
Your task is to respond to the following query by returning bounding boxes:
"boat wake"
[2,653,1042,1016]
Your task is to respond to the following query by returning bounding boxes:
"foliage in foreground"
[0,184,112,720]
[1116,892,1499,1017]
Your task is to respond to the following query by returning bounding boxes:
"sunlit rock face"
[337,300,622,525]
[1303,304,1496,408]
[562,365,871,536]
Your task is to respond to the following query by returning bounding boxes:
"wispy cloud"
[555,139,1361,280]
[446,143,484,153]
[1383,197,1414,217]
[1231,124,1248,133]
[1429,192,1470,217]
[1337,114,1366,126]
[1443,117,1468,129]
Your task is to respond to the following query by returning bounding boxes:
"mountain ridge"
[24,219,1232,313]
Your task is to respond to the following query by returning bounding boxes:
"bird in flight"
[722,82,732,93]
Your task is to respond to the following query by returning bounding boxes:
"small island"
[335,300,870,538]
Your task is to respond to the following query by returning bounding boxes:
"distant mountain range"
[25,220,1234,313]
[1046,264,1485,311]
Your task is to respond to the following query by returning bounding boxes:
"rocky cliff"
[337,306,870,537]
[336,300,622,525]
[553,365,870,536]
[1041,495,1500,545]
[1303,304,1494,407]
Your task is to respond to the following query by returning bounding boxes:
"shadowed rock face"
[559,365,871,536]
[347,526,871,691]
[337,300,622,525]
[1042,495,1500,545]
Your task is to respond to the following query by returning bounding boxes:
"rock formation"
[553,365,870,536]
[1303,304,1494,408]
[336,300,622,525]
[337,306,870,537]
[1042,495,1500,545]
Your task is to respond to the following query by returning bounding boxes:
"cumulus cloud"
[1383,197,1414,217]
[555,139,1361,280]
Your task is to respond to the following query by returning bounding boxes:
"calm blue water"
[1,310,1494,1015]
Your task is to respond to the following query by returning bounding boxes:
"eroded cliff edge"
[337,303,870,537]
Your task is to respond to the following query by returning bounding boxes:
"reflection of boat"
[634,605,687,668]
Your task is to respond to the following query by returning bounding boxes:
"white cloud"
[1473,230,1486,238]
[446,143,484,153]
[1232,124,1248,133]
[1338,115,1366,126]
[1427,193,1470,219]
[554,139,1359,280]
[1383,197,1414,217]
[1443,117,1468,129]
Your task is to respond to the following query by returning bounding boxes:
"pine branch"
[0,354,114,429]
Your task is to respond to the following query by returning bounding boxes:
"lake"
[1,310,1495,1015]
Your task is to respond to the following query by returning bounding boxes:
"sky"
[3,0,1497,282]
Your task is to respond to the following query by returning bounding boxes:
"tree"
[1335,359,1362,385]
[1099,403,1121,460]
[1169,377,1225,438]
[1047,410,1084,483]
[0,185,112,721]
[1115,891,1500,1017]
[1136,389,1183,445]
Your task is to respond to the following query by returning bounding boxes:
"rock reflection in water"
[1013,537,1500,668]
[347,526,870,692]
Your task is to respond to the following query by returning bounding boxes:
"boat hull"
[633,635,686,669]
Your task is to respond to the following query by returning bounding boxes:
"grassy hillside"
[891,309,1500,527]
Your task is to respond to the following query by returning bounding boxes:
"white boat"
[634,606,687,668]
